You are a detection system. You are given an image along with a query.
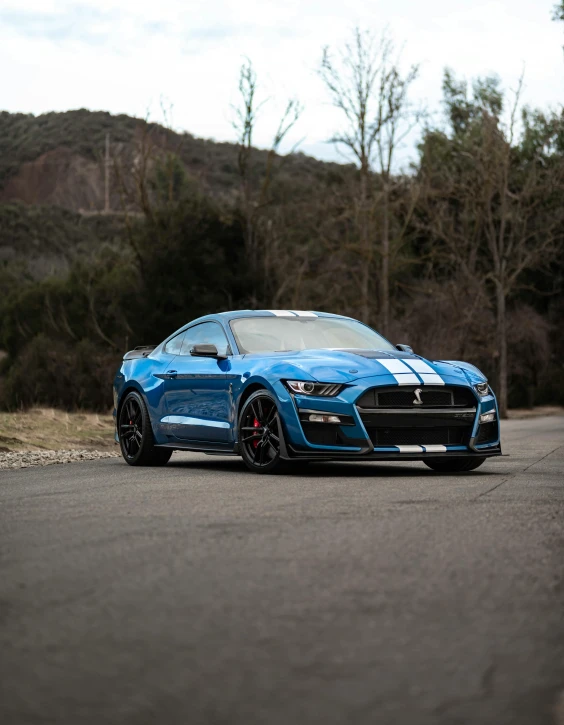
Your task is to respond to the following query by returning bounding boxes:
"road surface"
[1,416,563,725]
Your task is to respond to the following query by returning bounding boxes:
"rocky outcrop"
[0,147,107,211]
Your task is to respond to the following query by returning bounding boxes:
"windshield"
[230,317,395,354]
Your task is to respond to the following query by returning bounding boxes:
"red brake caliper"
[252,417,261,448]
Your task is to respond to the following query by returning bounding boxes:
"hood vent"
[337,349,415,360]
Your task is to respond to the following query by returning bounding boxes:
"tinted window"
[164,331,185,355]
[180,322,231,356]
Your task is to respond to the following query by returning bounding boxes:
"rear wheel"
[423,456,486,473]
[239,391,285,474]
[118,391,172,467]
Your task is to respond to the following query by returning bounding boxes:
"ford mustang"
[112,310,501,473]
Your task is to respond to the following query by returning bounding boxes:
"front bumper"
[272,378,502,461]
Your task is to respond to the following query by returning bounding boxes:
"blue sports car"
[112,310,501,474]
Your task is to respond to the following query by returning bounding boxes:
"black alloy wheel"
[118,391,172,466]
[119,395,143,460]
[239,391,285,473]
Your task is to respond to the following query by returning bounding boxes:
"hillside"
[0,109,346,212]
[0,202,127,281]
[0,109,352,283]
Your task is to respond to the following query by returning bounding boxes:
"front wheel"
[239,390,286,474]
[423,456,486,473]
[118,391,172,466]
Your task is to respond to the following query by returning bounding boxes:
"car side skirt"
[155,442,502,461]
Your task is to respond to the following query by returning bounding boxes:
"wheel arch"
[237,382,268,420]
[116,384,157,438]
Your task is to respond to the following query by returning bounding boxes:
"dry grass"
[0,408,116,451]
[506,405,564,419]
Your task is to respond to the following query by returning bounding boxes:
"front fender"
[440,360,487,383]
[233,375,300,447]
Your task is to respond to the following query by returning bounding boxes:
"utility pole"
[104,132,110,213]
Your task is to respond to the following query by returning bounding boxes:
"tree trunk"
[380,180,390,336]
[359,163,371,324]
[496,281,508,418]
[241,174,257,303]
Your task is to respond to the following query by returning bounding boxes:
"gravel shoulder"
[0,448,119,469]
[0,408,117,467]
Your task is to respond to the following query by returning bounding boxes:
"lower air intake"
[367,427,470,446]
[476,422,498,444]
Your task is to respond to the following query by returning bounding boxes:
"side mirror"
[396,343,413,353]
[190,343,226,359]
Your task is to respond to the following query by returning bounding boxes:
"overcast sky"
[2,0,562,166]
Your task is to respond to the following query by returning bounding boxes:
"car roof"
[214,310,349,321]
[159,310,358,350]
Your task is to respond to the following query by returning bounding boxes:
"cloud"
[0,0,561,166]
[0,5,118,44]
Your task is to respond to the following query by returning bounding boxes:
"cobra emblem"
[413,388,423,405]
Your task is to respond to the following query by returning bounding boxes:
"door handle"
[167,370,178,379]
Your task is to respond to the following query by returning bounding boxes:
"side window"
[164,331,186,355]
[180,322,231,357]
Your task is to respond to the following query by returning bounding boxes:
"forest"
[1,22,563,417]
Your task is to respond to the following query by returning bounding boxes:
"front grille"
[453,388,475,406]
[476,422,498,444]
[378,390,451,407]
[357,386,476,409]
[367,426,469,446]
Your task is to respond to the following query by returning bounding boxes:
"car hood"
[245,348,486,386]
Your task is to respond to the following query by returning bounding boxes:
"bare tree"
[479,81,564,415]
[418,72,564,416]
[232,60,261,264]
[231,59,301,300]
[373,58,421,335]
[319,28,419,329]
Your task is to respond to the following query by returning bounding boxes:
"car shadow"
[166,456,501,479]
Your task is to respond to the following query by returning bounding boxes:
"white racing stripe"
[393,373,420,385]
[396,445,424,453]
[377,358,412,374]
[422,444,447,453]
[267,310,297,316]
[419,373,445,385]
[291,311,317,317]
[376,359,420,385]
[404,359,434,374]
[401,358,446,385]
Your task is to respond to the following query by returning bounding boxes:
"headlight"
[285,381,343,397]
[474,382,490,397]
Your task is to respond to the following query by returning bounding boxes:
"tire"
[239,390,287,474]
[118,391,172,467]
[423,456,486,473]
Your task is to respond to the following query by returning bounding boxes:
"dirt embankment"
[0,408,116,452]
[0,148,105,212]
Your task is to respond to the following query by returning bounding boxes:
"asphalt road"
[1,417,563,725]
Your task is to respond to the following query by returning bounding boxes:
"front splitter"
[282,445,503,462]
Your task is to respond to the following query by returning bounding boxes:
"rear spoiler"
[123,345,156,360]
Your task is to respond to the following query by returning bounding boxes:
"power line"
[104,132,110,213]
